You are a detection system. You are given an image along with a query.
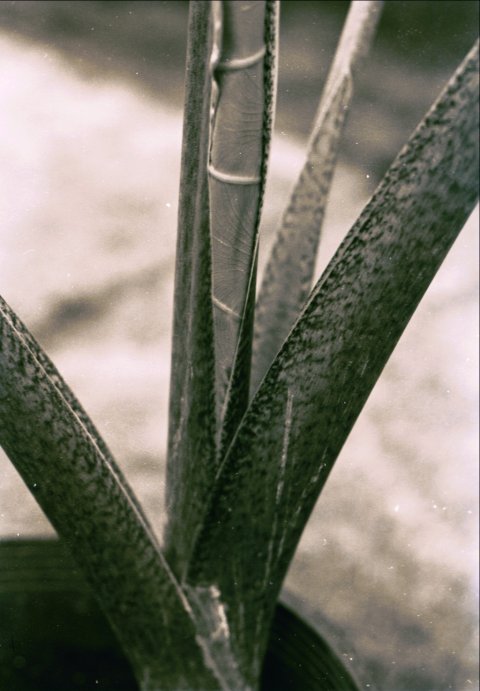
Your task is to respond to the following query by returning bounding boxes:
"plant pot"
[0,539,358,690]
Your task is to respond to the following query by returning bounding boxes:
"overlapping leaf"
[164,1,218,576]
[0,297,220,690]
[164,0,279,575]
[252,0,383,394]
[212,0,279,452]
[187,42,479,687]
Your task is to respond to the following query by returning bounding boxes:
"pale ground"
[0,34,478,690]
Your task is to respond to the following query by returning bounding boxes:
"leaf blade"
[164,1,218,576]
[251,0,383,394]
[0,297,220,690]
[188,41,479,687]
[1,298,151,531]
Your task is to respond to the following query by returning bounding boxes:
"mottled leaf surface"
[0,297,220,690]
[252,0,383,394]
[164,1,218,577]
[0,298,151,531]
[188,42,479,687]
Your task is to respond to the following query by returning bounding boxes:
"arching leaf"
[0,297,221,690]
[252,0,383,394]
[187,42,479,688]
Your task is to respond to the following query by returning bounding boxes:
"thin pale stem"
[209,0,268,425]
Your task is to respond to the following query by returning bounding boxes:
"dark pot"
[0,539,358,690]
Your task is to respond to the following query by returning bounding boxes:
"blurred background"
[0,2,478,689]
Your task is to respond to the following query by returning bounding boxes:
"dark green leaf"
[164,1,218,577]
[0,298,151,531]
[165,3,279,575]
[187,41,479,687]
[252,0,383,394]
[0,297,220,690]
